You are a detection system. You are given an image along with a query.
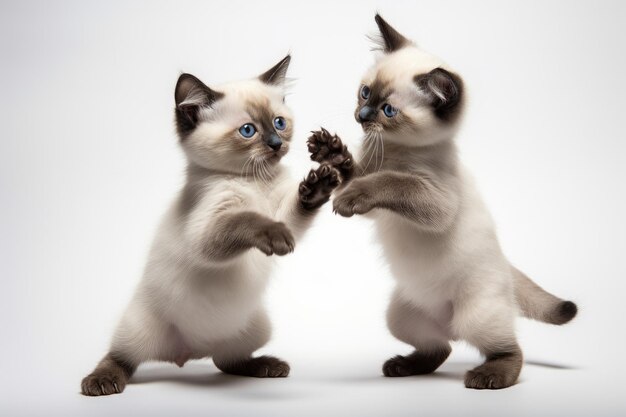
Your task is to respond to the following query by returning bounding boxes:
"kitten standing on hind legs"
[309,15,578,389]
[81,55,341,396]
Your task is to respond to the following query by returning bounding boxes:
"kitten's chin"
[267,155,283,164]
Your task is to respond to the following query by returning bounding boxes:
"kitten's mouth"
[262,150,286,163]
[361,122,382,133]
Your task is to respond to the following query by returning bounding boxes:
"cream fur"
[109,76,305,368]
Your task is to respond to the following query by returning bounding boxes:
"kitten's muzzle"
[264,132,283,151]
[357,106,377,123]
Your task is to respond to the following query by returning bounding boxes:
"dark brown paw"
[299,163,340,210]
[464,364,519,390]
[383,348,450,377]
[218,356,290,378]
[383,355,415,377]
[332,179,374,217]
[464,348,522,389]
[307,128,354,180]
[254,222,295,256]
[81,371,126,396]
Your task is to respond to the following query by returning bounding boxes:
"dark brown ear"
[374,14,410,53]
[258,54,291,85]
[174,73,223,135]
[414,68,464,121]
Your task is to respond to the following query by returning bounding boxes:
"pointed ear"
[374,14,410,53]
[258,54,291,85]
[174,73,223,133]
[414,68,464,121]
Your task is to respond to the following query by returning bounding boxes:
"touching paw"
[332,180,375,217]
[299,163,340,210]
[254,221,295,256]
[307,128,354,180]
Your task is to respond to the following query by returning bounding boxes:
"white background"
[2,0,625,416]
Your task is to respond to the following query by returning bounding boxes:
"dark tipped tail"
[512,266,577,325]
[553,300,578,325]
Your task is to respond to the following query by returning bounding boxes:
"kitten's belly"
[372,211,460,312]
[142,248,272,350]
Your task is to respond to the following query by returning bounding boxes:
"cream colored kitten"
[309,15,577,390]
[81,55,340,396]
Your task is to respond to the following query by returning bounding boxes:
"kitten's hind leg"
[383,292,451,377]
[464,345,523,390]
[212,310,290,378]
[81,304,174,396]
[452,293,523,389]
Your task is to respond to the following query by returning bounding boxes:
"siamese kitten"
[309,15,577,389]
[81,55,340,396]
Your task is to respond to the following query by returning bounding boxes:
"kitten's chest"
[373,211,459,297]
[202,177,277,214]
[250,182,277,212]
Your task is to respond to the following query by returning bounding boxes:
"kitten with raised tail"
[81,55,340,396]
[309,15,577,389]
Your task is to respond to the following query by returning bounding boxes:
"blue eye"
[273,117,286,131]
[382,103,398,117]
[239,123,256,138]
[360,85,371,100]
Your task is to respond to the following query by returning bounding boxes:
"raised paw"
[254,221,295,256]
[299,163,341,210]
[307,128,354,180]
[332,180,375,217]
[81,370,126,396]
[218,355,290,378]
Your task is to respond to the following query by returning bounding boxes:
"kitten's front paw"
[299,163,340,210]
[254,221,295,256]
[307,128,354,180]
[332,181,375,217]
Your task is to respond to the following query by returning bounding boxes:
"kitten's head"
[174,55,293,174]
[355,15,465,147]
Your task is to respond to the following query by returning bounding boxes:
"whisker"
[252,158,261,187]
[372,132,381,172]
[360,131,377,174]
[264,161,272,184]
[259,159,271,185]
[255,156,273,186]
[248,156,256,181]
[376,130,384,172]
[242,156,254,181]
[358,134,370,172]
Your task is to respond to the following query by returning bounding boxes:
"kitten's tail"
[511,265,578,325]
